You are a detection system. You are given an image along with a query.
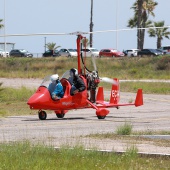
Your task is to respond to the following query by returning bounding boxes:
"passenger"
[69,68,86,95]
[48,74,64,100]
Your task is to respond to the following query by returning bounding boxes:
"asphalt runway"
[0,78,170,154]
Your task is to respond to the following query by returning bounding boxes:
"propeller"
[91,56,118,85]
[100,77,118,85]
[91,55,97,71]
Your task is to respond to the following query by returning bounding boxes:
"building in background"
[0,42,15,52]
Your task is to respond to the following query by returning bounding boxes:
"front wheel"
[97,116,106,119]
[56,114,65,118]
[38,110,47,120]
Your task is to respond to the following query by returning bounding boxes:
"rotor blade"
[100,77,118,85]
[92,56,97,71]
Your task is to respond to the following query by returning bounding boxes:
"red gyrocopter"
[27,33,143,120]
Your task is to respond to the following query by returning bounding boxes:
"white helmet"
[70,68,78,75]
[50,74,59,82]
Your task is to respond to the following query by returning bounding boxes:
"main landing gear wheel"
[97,116,106,119]
[38,111,47,120]
[56,114,65,118]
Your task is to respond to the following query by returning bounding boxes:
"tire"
[38,111,47,120]
[56,114,65,118]
[97,116,106,119]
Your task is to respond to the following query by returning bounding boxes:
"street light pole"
[116,0,118,50]
[44,37,46,52]
[4,0,6,57]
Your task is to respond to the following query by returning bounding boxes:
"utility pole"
[4,0,6,57]
[44,37,46,52]
[116,0,118,50]
[89,0,94,47]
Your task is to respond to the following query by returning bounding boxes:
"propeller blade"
[92,56,97,71]
[100,77,118,85]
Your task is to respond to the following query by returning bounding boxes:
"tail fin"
[135,89,143,106]
[96,87,104,102]
[110,78,120,104]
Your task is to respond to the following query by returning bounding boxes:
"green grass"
[0,56,170,79]
[120,82,170,94]
[0,86,35,102]
[0,86,36,117]
[0,141,170,170]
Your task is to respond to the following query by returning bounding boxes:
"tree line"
[0,0,170,51]
[89,0,170,49]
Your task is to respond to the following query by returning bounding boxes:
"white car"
[126,49,139,57]
[58,48,77,57]
[81,48,99,57]
[0,49,9,57]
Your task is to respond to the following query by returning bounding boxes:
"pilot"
[69,68,86,95]
[48,74,64,100]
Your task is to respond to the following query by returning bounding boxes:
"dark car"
[137,49,163,56]
[123,50,128,56]
[9,49,33,57]
[43,50,59,57]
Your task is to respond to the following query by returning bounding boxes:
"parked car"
[43,50,59,57]
[156,49,164,55]
[9,49,33,57]
[57,48,77,57]
[123,50,128,56]
[99,49,125,58]
[124,49,139,57]
[0,49,9,57]
[137,49,163,56]
[81,48,99,57]
[158,45,170,54]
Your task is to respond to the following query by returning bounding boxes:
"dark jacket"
[73,75,86,92]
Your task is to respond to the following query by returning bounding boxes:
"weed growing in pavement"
[116,122,133,135]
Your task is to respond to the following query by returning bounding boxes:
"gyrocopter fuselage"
[27,33,143,120]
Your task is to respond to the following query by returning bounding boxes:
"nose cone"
[27,93,44,105]
[27,86,51,109]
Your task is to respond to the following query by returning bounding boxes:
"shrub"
[156,56,170,70]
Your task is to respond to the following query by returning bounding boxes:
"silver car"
[58,48,77,57]
[81,48,99,57]
[126,49,139,57]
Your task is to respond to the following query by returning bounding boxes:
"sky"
[0,0,170,55]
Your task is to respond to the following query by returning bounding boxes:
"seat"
[60,78,72,97]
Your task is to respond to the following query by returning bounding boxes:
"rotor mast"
[76,34,83,75]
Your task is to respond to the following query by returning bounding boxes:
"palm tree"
[89,0,94,47]
[148,21,170,48]
[128,0,158,49]
[46,42,60,54]
[0,19,4,29]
